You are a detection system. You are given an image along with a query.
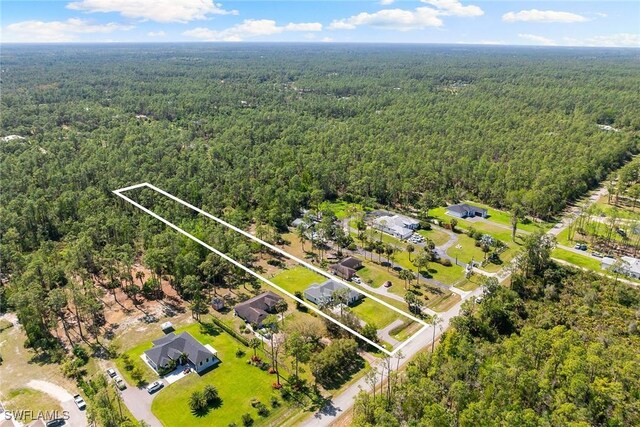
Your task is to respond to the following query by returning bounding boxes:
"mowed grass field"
[270,265,326,294]
[552,247,603,271]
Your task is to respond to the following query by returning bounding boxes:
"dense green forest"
[1,44,639,427]
[353,233,640,426]
[1,42,639,351]
[2,45,639,255]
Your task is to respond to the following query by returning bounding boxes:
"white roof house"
[601,256,640,278]
[372,214,420,240]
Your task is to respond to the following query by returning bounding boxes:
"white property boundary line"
[113,183,429,356]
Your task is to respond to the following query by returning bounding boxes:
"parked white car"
[146,381,164,394]
[73,394,86,410]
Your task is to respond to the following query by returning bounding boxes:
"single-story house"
[234,291,284,328]
[446,203,488,219]
[329,256,363,280]
[304,279,363,306]
[602,256,640,279]
[372,214,420,240]
[144,332,218,374]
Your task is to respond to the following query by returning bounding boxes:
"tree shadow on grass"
[318,356,365,391]
[191,397,223,417]
[199,321,222,338]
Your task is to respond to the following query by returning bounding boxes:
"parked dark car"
[46,419,66,427]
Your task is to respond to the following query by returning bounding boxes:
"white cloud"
[183,19,323,41]
[2,18,132,42]
[503,9,588,23]
[379,0,395,5]
[565,33,640,48]
[67,0,237,23]
[321,37,334,42]
[477,40,505,45]
[329,1,482,31]
[147,30,165,37]
[329,7,443,31]
[421,0,483,17]
[518,33,556,46]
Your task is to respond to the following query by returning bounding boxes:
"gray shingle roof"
[234,291,284,326]
[304,279,362,304]
[144,332,214,369]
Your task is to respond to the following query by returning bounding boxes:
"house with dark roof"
[446,203,488,219]
[329,256,363,280]
[143,332,218,374]
[234,291,284,328]
[304,279,363,306]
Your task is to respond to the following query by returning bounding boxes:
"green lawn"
[270,266,326,294]
[552,247,603,271]
[350,298,403,329]
[417,229,451,246]
[430,204,549,234]
[5,388,62,423]
[445,233,516,273]
[453,275,483,291]
[151,322,293,427]
[319,200,365,219]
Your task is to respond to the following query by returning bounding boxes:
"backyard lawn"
[349,297,404,329]
[150,321,294,427]
[270,266,326,294]
[417,228,450,246]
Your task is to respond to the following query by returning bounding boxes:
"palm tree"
[430,314,443,352]
[249,338,261,357]
[384,244,395,270]
[406,244,415,262]
[275,299,288,326]
[296,223,308,252]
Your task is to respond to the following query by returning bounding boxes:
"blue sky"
[1,1,638,46]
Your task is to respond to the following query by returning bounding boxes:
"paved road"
[101,362,164,427]
[26,380,87,427]
[301,285,484,427]
[377,319,403,346]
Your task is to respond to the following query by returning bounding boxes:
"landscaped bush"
[270,396,280,408]
[440,258,452,267]
[256,402,269,417]
[241,413,253,427]
[235,348,245,358]
[121,354,133,371]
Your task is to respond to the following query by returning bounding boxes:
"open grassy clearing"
[452,274,483,292]
[4,388,63,422]
[594,195,640,221]
[417,228,451,246]
[270,265,326,294]
[0,323,82,408]
[349,298,404,329]
[390,321,422,342]
[445,233,514,273]
[319,200,366,219]
[552,247,603,271]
